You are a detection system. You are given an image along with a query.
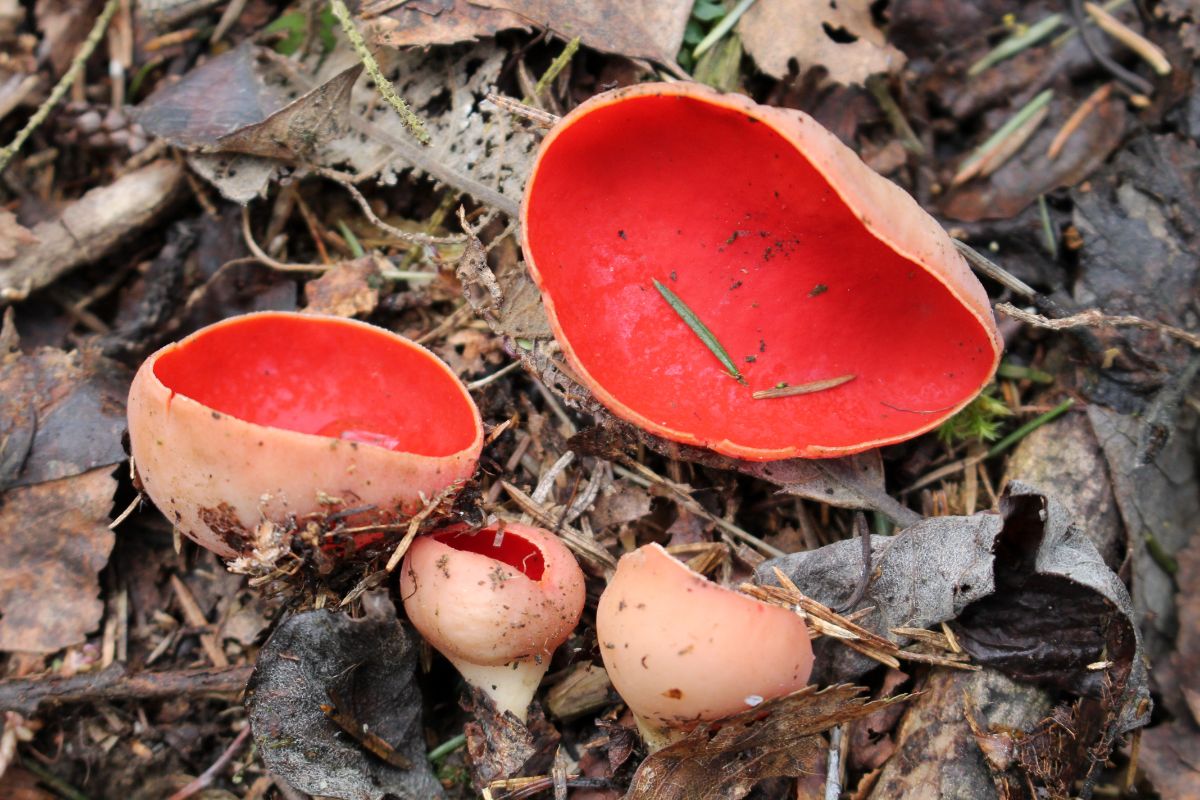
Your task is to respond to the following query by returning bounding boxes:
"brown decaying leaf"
[0,210,37,261]
[0,467,115,653]
[1138,536,1200,800]
[738,0,905,86]
[365,0,530,47]
[472,0,692,67]
[464,688,561,791]
[626,685,909,800]
[0,347,131,490]
[303,256,381,317]
[868,669,1050,800]
[941,93,1127,222]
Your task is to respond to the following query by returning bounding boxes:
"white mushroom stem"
[449,654,549,723]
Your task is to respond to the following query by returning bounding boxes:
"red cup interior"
[525,93,996,454]
[153,314,478,457]
[432,524,546,580]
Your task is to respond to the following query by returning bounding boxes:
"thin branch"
[995,302,1200,349]
[314,167,465,245]
[167,726,251,800]
[329,0,430,144]
[0,0,121,173]
[240,206,329,272]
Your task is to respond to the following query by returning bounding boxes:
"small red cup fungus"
[521,82,1002,460]
[400,521,586,721]
[127,312,483,558]
[596,543,813,750]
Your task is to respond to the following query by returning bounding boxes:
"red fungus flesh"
[153,314,477,457]
[432,525,546,581]
[524,92,997,456]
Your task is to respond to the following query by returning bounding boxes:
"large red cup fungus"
[596,543,813,750]
[400,521,586,721]
[521,82,1002,460]
[127,312,483,559]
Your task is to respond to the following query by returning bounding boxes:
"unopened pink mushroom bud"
[596,543,813,750]
[400,521,586,722]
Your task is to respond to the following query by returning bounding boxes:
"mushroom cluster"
[521,82,1002,460]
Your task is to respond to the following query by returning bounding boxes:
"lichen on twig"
[328,0,431,145]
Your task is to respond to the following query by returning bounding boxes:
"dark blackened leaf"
[755,511,1000,682]
[246,609,442,800]
[950,483,1149,734]
[626,685,908,800]
[134,42,363,162]
[0,347,130,490]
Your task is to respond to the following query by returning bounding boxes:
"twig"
[0,664,253,716]
[427,732,467,762]
[328,0,430,144]
[467,360,522,390]
[1069,0,1153,96]
[241,207,329,272]
[499,482,618,571]
[837,513,872,613]
[953,240,1038,298]
[18,758,91,800]
[170,574,229,668]
[383,482,462,572]
[314,167,465,245]
[865,75,925,155]
[995,302,1200,349]
[484,92,560,129]
[612,462,785,558]
[166,725,251,800]
[0,0,120,173]
[824,723,843,800]
[1084,2,1170,75]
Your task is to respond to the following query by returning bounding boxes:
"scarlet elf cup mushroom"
[127,312,484,559]
[520,83,1002,460]
[400,521,586,721]
[596,543,813,750]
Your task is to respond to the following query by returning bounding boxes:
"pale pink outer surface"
[520,82,1004,460]
[596,543,813,728]
[127,312,484,559]
[400,522,586,666]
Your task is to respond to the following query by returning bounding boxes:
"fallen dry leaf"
[0,467,115,652]
[365,0,530,47]
[738,0,905,86]
[303,256,381,317]
[1141,721,1200,800]
[0,210,37,261]
[626,685,908,800]
[473,0,692,67]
